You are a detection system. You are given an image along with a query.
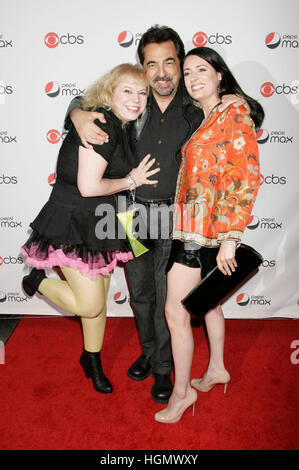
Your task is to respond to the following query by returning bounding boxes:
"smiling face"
[143,41,181,100]
[183,54,221,111]
[112,75,148,123]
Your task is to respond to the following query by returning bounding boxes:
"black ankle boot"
[80,349,113,394]
[22,268,46,296]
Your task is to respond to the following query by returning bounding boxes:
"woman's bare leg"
[162,262,202,415]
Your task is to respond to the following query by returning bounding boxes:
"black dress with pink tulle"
[21,109,134,278]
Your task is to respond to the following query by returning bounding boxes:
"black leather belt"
[128,194,174,207]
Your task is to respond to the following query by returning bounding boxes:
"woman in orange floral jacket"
[155,47,264,423]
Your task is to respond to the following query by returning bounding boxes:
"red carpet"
[0,316,298,450]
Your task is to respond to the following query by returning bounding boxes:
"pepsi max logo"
[44,32,84,48]
[48,173,56,186]
[247,215,260,230]
[247,216,283,230]
[0,131,17,144]
[265,32,298,49]
[113,292,127,304]
[0,217,22,229]
[0,36,13,47]
[256,129,269,144]
[236,293,250,306]
[257,129,293,144]
[45,82,85,98]
[117,31,142,48]
[236,293,271,307]
[0,291,28,302]
[118,31,134,48]
[45,81,60,97]
[265,32,281,49]
[192,31,232,47]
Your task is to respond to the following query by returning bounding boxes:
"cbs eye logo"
[192,31,232,47]
[47,129,61,144]
[44,32,84,48]
[192,32,208,47]
[260,82,275,97]
[44,32,60,48]
[46,130,68,144]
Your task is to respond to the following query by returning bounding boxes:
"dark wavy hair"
[184,47,264,129]
[137,25,185,66]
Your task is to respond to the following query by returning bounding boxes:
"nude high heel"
[191,370,230,393]
[154,388,197,424]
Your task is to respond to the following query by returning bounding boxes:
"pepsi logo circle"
[260,82,275,97]
[236,293,250,306]
[48,173,56,186]
[47,129,61,144]
[113,292,127,304]
[45,81,60,98]
[265,32,281,49]
[118,31,133,48]
[44,32,59,49]
[0,291,6,302]
[247,215,260,230]
[192,32,208,47]
[256,129,269,144]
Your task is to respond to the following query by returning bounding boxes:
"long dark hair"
[184,47,264,129]
[137,25,185,66]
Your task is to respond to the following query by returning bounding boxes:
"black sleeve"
[63,96,82,130]
[91,114,118,162]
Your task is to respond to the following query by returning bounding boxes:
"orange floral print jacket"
[172,104,260,247]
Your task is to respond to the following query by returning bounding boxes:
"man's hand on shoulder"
[70,108,109,149]
[219,94,250,114]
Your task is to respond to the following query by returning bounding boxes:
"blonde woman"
[21,64,159,393]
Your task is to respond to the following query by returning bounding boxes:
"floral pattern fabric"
[172,104,260,247]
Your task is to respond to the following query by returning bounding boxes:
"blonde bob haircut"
[82,63,148,113]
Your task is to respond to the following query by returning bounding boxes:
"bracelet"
[127,174,136,192]
[221,239,237,246]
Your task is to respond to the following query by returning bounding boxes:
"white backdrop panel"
[1,0,299,318]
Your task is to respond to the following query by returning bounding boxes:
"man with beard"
[67,25,247,403]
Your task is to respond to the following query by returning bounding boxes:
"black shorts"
[166,240,219,279]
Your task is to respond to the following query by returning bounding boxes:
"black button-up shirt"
[135,86,191,200]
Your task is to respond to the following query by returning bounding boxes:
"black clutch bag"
[182,243,263,317]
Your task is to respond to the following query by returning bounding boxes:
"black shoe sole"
[127,368,152,381]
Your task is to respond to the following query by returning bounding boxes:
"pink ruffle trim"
[20,247,133,279]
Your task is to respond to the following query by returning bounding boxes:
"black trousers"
[124,204,174,376]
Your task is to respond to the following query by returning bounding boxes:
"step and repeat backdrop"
[1,0,299,318]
